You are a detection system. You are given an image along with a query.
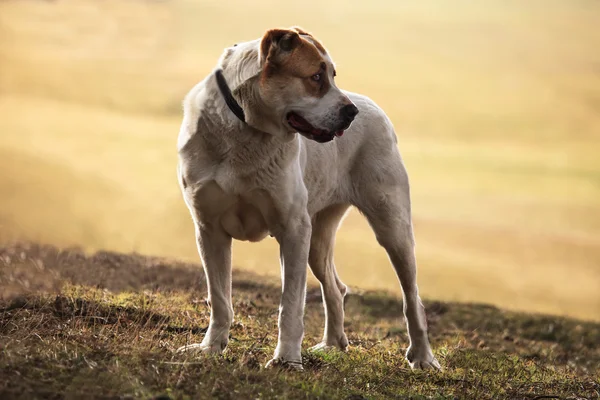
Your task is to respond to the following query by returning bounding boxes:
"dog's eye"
[311,74,321,82]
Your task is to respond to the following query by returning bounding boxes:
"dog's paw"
[406,345,441,371]
[408,357,441,370]
[309,342,335,352]
[309,340,348,353]
[176,338,227,355]
[309,332,349,352]
[265,358,304,371]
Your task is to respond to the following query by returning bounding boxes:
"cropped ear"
[259,28,301,65]
[290,26,311,36]
[290,26,326,53]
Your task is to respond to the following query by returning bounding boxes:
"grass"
[1,242,599,399]
[1,0,599,322]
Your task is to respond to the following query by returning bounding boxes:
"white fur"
[176,36,440,370]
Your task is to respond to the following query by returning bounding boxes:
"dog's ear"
[290,26,327,54]
[259,28,301,66]
[290,26,311,36]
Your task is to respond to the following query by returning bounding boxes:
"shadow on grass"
[0,242,281,299]
[1,294,207,336]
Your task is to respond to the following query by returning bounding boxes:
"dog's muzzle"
[286,105,358,143]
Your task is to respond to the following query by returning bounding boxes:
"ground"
[1,242,598,399]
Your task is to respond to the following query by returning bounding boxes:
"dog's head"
[230,27,358,143]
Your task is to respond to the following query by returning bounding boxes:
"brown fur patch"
[259,27,331,99]
[260,29,301,64]
[290,26,327,54]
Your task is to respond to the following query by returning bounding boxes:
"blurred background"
[1,0,599,321]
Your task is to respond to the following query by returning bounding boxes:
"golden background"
[1,0,599,320]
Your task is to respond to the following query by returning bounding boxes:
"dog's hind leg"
[354,157,440,370]
[178,224,233,354]
[308,204,351,351]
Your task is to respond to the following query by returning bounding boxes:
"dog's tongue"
[335,130,344,137]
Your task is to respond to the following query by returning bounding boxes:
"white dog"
[177,27,440,370]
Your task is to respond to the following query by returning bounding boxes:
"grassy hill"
[1,242,598,399]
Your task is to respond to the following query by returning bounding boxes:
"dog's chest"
[189,179,278,243]
[180,126,299,240]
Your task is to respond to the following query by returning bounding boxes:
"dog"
[176,27,440,370]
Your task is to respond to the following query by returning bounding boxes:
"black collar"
[215,69,246,123]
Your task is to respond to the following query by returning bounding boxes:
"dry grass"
[0,0,599,320]
[1,242,599,399]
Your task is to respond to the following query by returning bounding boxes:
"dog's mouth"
[286,112,345,143]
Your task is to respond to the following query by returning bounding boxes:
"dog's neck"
[214,42,293,139]
[194,80,299,173]
[233,75,289,136]
[180,42,299,170]
[183,70,297,170]
[215,69,246,123]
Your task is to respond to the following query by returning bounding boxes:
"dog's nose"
[340,104,359,121]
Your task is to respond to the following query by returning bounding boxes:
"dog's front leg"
[178,224,233,354]
[266,213,311,370]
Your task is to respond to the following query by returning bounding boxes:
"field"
[0,0,599,323]
[1,242,599,399]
